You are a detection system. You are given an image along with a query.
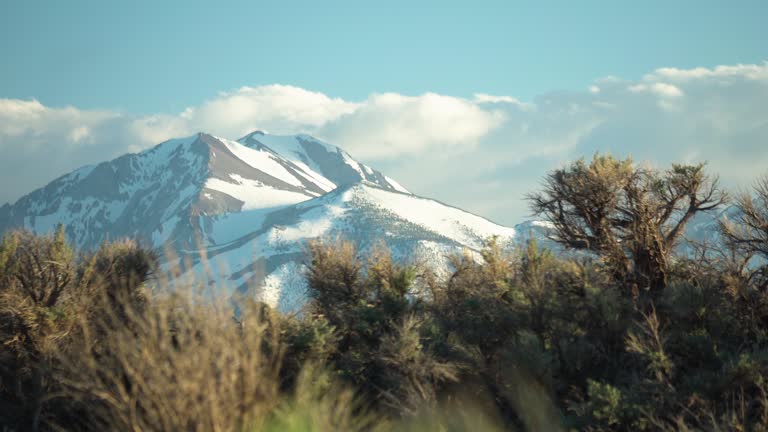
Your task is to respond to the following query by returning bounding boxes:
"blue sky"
[1,1,767,224]
[2,1,765,112]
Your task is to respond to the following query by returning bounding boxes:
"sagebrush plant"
[55,294,284,432]
[305,238,463,416]
[528,154,727,302]
[0,226,80,429]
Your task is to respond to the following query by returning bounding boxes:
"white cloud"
[472,92,533,108]
[128,114,191,151]
[628,82,684,98]
[0,99,118,145]
[647,62,768,81]
[1,61,767,225]
[181,85,360,138]
[67,126,91,143]
[318,92,505,159]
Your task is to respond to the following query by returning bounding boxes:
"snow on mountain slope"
[0,131,407,252]
[238,131,409,193]
[0,134,210,250]
[175,182,517,311]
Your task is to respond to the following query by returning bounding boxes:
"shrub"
[2,164,768,431]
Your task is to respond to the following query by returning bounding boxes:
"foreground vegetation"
[2,155,768,431]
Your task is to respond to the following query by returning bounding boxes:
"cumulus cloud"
[0,99,118,145]
[1,62,767,225]
[472,93,533,107]
[628,83,684,98]
[181,85,360,138]
[319,92,505,159]
[646,62,768,81]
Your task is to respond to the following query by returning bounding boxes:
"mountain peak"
[238,130,266,141]
[0,132,409,250]
[235,132,409,194]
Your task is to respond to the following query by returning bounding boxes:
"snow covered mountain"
[0,132,406,251]
[0,131,516,311]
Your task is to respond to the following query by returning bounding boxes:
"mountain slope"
[178,181,517,311]
[0,135,210,250]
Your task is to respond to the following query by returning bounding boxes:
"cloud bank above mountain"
[1,62,766,224]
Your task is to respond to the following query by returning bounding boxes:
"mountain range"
[2,131,735,311]
[0,132,524,311]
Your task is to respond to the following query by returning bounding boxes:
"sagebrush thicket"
[2,155,768,431]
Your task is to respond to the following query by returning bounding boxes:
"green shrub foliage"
[1,163,767,431]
